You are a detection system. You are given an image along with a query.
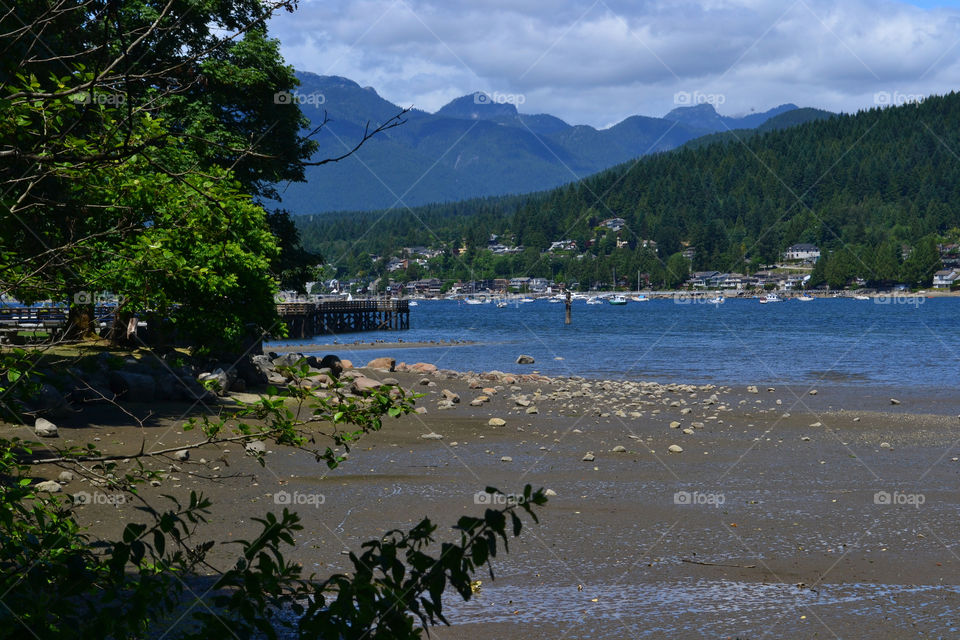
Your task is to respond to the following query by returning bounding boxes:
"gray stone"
[500,456,513,462]
[174,450,190,462]
[488,418,506,427]
[667,444,683,453]
[35,480,61,493]
[34,417,59,438]
[544,488,558,497]
[420,432,443,440]
[890,398,901,405]
[57,471,74,484]
[245,440,266,455]
[441,389,461,403]
[582,452,595,462]
[611,445,627,453]
[516,355,535,365]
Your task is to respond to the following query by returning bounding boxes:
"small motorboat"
[608,295,628,305]
[797,295,814,301]
[707,296,724,304]
[586,296,603,305]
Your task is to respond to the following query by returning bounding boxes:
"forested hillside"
[299,93,960,288]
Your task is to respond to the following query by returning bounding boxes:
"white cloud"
[269,0,960,126]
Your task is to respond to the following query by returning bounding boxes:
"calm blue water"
[268,297,960,390]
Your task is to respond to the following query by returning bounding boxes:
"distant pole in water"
[565,290,572,325]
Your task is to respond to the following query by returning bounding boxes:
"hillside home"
[783,243,820,262]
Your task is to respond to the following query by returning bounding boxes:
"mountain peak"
[435,92,519,120]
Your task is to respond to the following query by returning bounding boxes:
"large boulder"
[319,354,344,378]
[351,376,382,394]
[409,362,437,373]
[197,368,231,396]
[271,352,306,369]
[366,357,396,371]
[516,355,535,365]
[109,371,156,403]
[34,417,58,438]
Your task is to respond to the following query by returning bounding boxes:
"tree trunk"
[65,303,97,340]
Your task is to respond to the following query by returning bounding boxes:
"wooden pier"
[277,300,410,338]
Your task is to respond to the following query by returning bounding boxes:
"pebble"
[669,421,681,429]
[488,418,506,427]
[174,450,190,462]
[682,428,694,435]
[525,406,539,414]
[420,432,443,440]
[545,489,558,497]
[500,456,513,462]
[582,452,595,462]
[880,442,891,449]
[809,389,818,395]
[890,398,901,405]
[611,445,627,453]
[57,471,74,484]
[667,444,683,453]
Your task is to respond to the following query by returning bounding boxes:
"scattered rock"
[174,450,190,462]
[516,355,535,365]
[747,386,759,394]
[669,421,681,429]
[525,406,539,414]
[414,407,428,414]
[57,471,74,484]
[500,456,513,462]
[409,362,438,373]
[611,445,627,453]
[488,418,506,427]
[801,436,811,442]
[35,480,61,493]
[890,398,901,405]
[682,428,694,435]
[880,442,892,449]
[366,357,395,371]
[420,432,443,440]
[419,377,432,386]
[441,389,461,403]
[582,452,595,462]
[667,444,683,453]
[808,389,818,395]
[544,489,557,497]
[34,417,59,438]
[245,440,266,455]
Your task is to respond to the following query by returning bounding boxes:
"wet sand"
[14,364,960,639]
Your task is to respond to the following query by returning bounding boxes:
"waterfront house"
[933,269,959,289]
[689,271,721,288]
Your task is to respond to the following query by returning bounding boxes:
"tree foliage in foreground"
[0,1,324,347]
[0,354,547,639]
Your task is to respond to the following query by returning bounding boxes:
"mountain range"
[274,72,832,213]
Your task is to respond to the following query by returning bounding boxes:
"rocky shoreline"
[10,348,960,639]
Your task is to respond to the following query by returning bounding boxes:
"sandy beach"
[14,358,960,639]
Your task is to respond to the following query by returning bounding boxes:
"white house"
[784,243,821,262]
[933,269,959,289]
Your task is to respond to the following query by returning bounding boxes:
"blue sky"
[270,0,960,128]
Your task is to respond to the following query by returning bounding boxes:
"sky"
[269,0,960,128]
